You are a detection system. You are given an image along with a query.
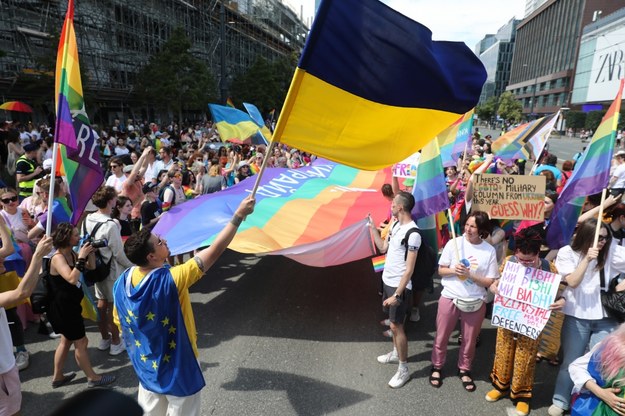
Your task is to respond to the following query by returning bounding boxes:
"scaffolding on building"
[0,0,307,123]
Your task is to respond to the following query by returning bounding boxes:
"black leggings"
[5,307,25,347]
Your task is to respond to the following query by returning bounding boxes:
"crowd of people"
[1,119,625,416]
[372,129,625,416]
[0,118,310,415]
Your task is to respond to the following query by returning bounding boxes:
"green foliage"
[497,91,523,123]
[135,27,217,119]
[475,96,497,121]
[585,110,606,131]
[230,53,297,113]
[565,111,586,130]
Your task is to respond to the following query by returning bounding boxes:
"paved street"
[20,250,561,415]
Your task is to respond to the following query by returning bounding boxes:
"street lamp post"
[219,1,227,104]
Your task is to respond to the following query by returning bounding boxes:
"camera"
[90,238,108,249]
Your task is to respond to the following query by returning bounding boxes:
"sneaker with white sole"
[377,351,399,364]
[388,367,410,388]
[109,341,126,356]
[409,308,420,322]
[547,404,565,416]
[15,351,29,371]
[98,337,112,351]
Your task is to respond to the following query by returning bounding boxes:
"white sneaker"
[409,308,420,322]
[377,351,399,364]
[388,367,410,388]
[109,341,126,356]
[15,351,29,371]
[98,337,112,351]
[547,404,565,416]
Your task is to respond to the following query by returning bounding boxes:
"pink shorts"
[0,365,21,416]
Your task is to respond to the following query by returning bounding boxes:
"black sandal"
[458,370,476,392]
[429,367,443,388]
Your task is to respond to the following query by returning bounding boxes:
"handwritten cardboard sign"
[392,153,420,179]
[491,261,560,340]
[471,173,546,220]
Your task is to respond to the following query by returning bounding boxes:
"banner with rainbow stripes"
[153,161,391,266]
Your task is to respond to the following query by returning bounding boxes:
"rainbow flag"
[209,104,263,144]
[546,80,624,249]
[491,113,558,161]
[372,255,385,273]
[153,160,390,266]
[412,139,449,219]
[54,0,103,224]
[271,0,486,170]
[226,97,235,108]
[438,110,474,167]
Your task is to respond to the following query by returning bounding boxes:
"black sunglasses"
[598,235,609,242]
[1,196,18,204]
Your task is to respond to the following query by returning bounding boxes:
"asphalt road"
[19,250,561,415]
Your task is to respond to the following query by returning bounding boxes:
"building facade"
[506,0,625,118]
[0,0,307,123]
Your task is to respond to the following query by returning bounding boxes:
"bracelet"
[74,263,85,272]
[230,214,243,227]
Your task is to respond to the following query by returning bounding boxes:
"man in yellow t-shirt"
[113,195,255,416]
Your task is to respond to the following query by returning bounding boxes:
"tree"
[230,53,298,114]
[565,111,586,131]
[585,110,606,132]
[497,91,523,123]
[135,28,217,121]
[475,96,497,122]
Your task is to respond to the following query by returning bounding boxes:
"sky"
[286,0,527,50]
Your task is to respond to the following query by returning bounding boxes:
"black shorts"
[382,283,412,324]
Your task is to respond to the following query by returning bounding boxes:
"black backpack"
[393,222,438,286]
[81,220,113,283]
[30,257,52,314]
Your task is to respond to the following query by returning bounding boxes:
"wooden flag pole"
[593,188,607,248]
[45,142,59,236]
[447,208,461,263]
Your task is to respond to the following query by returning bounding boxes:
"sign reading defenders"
[471,173,546,221]
[491,261,560,340]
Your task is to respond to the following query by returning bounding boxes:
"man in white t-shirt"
[370,191,420,389]
[609,150,625,195]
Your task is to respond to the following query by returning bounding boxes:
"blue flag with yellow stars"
[113,266,205,396]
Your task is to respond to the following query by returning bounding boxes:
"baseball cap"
[142,182,157,194]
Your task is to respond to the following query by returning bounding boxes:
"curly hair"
[91,185,117,208]
[124,228,154,267]
[52,222,75,249]
[514,227,542,255]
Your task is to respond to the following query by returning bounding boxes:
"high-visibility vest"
[16,155,37,197]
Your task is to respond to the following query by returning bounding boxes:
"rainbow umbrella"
[0,101,33,113]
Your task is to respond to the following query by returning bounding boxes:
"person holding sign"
[430,211,499,392]
[485,227,565,416]
[549,219,625,416]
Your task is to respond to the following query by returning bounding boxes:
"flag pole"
[593,188,607,248]
[447,208,460,262]
[249,141,276,198]
[45,142,59,236]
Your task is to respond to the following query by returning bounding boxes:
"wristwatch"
[394,293,402,303]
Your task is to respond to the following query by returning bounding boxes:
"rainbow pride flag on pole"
[546,80,624,249]
[54,0,103,224]
[412,139,449,219]
[153,160,390,266]
[437,110,474,167]
[271,0,486,170]
[491,112,559,161]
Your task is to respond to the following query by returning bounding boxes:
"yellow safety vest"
[16,155,37,197]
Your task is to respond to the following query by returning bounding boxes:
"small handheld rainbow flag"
[372,255,385,273]
[226,97,235,108]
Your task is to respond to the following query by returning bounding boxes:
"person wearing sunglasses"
[113,195,255,416]
[548,219,625,416]
[105,156,126,193]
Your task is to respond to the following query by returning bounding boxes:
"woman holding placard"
[485,227,565,416]
[430,211,499,392]
[549,219,625,416]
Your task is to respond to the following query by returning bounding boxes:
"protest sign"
[471,173,545,220]
[491,261,560,340]
[392,153,420,179]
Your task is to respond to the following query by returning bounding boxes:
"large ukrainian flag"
[274,0,487,170]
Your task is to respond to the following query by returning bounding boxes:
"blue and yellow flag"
[243,102,272,143]
[272,0,486,170]
[113,267,205,396]
[209,103,262,144]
